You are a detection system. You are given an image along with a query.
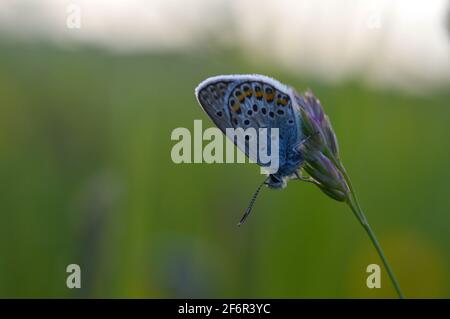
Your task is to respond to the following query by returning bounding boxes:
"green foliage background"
[1,40,449,298]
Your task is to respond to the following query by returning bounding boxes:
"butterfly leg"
[293,169,318,185]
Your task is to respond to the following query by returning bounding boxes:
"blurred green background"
[0,1,450,298]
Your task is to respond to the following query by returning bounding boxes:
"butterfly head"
[266,174,287,189]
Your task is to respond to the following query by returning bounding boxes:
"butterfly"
[195,74,311,225]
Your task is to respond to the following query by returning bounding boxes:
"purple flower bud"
[296,90,348,202]
[323,116,339,158]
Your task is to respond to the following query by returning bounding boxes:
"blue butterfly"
[195,74,310,225]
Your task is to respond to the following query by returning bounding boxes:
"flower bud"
[296,90,349,202]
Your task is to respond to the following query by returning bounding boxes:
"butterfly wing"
[195,74,304,174]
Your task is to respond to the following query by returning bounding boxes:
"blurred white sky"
[0,0,449,94]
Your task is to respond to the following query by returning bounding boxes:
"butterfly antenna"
[238,178,269,227]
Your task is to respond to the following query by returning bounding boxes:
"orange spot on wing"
[265,93,274,102]
[232,102,241,112]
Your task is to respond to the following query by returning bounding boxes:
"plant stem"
[341,167,405,299]
[310,131,404,298]
[347,199,405,299]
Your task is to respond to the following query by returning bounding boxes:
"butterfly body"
[195,74,306,189]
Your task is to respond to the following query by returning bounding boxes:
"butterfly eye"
[265,87,273,94]
[270,175,281,184]
[247,110,253,116]
[261,107,267,115]
[269,111,275,118]
[252,104,258,112]
[244,119,250,125]
[234,90,241,97]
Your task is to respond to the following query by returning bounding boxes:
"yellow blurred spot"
[278,98,288,106]
[346,230,448,298]
[265,93,274,102]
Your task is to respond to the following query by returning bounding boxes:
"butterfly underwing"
[195,74,307,189]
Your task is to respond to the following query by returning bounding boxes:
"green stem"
[308,130,404,297]
[341,167,405,299]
